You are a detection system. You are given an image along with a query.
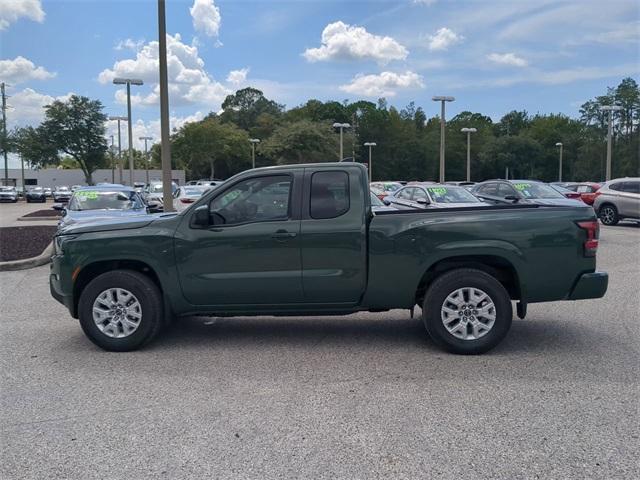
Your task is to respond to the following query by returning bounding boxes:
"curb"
[0,242,54,272]
[17,216,60,222]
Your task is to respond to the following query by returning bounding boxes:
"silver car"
[593,177,640,225]
[0,186,18,202]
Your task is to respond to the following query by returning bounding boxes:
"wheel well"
[415,256,521,306]
[598,202,616,212]
[72,260,162,318]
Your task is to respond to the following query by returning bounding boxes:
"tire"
[26,198,31,203]
[422,268,513,355]
[598,204,619,226]
[78,270,164,351]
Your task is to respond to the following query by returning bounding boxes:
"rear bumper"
[568,271,608,300]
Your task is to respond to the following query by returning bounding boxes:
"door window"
[620,182,640,194]
[310,171,350,219]
[478,183,498,195]
[397,187,414,200]
[413,188,428,201]
[210,175,291,225]
[498,183,517,198]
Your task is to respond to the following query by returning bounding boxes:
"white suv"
[593,178,640,225]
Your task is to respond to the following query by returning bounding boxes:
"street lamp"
[139,136,153,184]
[332,122,350,160]
[108,116,127,184]
[109,135,115,183]
[460,128,477,182]
[555,142,563,182]
[432,96,455,183]
[113,77,143,186]
[599,105,623,181]
[363,142,376,182]
[249,138,260,169]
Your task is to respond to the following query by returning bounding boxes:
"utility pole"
[461,128,477,182]
[364,142,376,182]
[332,122,350,160]
[110,135,115,183]
[432,96,455,183]
[1,82,8,186]
[555,142,563,182]
[139,136,153,184]
[113,78,143,186]
[600,105,622,181]
[109,116,127,184]
[158,0,173,211]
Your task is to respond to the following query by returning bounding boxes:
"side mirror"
[383,198,391,205]
[504,195,520,203]
[416,198,430,205]
[52,203,64,211]
[191,205,210,227]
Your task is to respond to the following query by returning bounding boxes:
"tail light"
[577,221,599,257]
[180,198,195,204]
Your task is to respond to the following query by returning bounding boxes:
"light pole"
[113,77,143,186]
[139,136,153,184]
[109,116,127,184]
[249,138,260,169]
[460,127,477,182]
[332,122,350,160]
[432,96,455,183]
[364,142,376,182]
[555,142,563,182]
[109,135,115,183]
[157,0,173,212]
[600,105,622,181]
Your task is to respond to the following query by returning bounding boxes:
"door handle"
[272,230,297,241]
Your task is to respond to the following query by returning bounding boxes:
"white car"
[173,185,210,212]
[0,186,18,203]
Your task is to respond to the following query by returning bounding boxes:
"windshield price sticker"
[428,187,448,195]
[514,183,531,191]
[75,191,98,199]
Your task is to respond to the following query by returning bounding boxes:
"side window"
[413,188,428,201]
[398,187,414,200]
[622,181,640,193]
[310,171,350,219]
[576,185,590,193]
[609,182,624,191]
[210,175,291,225]
[479,183,497,195]
[498,183,517,197]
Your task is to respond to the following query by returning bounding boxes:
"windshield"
[68,190,142,211]
[426,186,480,203]
[182,187,208,197]
[0,187,16,192]
[512,182,564,199]
[56,187,70,192]
[370,192,385,206]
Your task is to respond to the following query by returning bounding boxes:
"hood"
[58,213,156,235]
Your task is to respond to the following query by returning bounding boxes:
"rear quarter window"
[310,171,350,219]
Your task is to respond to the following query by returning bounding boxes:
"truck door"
[299,168,367,304]
[175,172,304,306]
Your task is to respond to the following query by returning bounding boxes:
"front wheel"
[599,204,619,226]
[78,270,164,351]
[422,268,513,355]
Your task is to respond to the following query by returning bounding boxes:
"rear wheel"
[422,268,513,355]
[599,204,619,226]
[78,270,164,351]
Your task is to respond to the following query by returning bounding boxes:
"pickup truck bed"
[50,163,607,354]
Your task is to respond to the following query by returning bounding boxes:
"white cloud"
[190,0,221,38]
[340,71,424,97]
[426,27,464,51]
[115,38,145,51]
[487,52,528,67]
[0,0,44,30]
[226,68,249,85]
[5,87,74,127]
[0,56,55,84]
[413,0,437,5]
[99,33,230,108]
[303,21,408,64]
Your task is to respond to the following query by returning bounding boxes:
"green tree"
[220,88,283,131]
[260,120,338,165]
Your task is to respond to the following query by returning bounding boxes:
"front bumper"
[568,271,608,300]
[49,255,75,316]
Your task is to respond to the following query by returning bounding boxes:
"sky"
[0,0,638,167]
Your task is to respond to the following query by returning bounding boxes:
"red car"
[565,182,602,205]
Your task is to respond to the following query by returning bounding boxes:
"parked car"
[549,184,583,201]
[26,186,47,203]
[0,186,18,202]
[385,183,484,210]
[55,185,148,228]
[370,181,403,200]
[53,186,73,202]
[143,181,178,212]
[370,192,396,212]
[186,180,199,186]
[50,163,608,354]
[173,185,211,212]
[43,187,53,198]
[472,180,581,206]
[71,184,83,192]
[564,182,602,205]
[592,178,640,225]
[133,182,146,194]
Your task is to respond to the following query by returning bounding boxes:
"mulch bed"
[21,209,61,218]
[0,226,57,262]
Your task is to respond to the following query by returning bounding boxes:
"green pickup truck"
[50,163,608,354]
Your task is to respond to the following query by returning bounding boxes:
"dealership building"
[1,168,186,188]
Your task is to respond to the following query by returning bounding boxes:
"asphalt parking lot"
[0,208,638,479]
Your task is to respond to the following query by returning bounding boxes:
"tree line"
[3,77,638,184]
